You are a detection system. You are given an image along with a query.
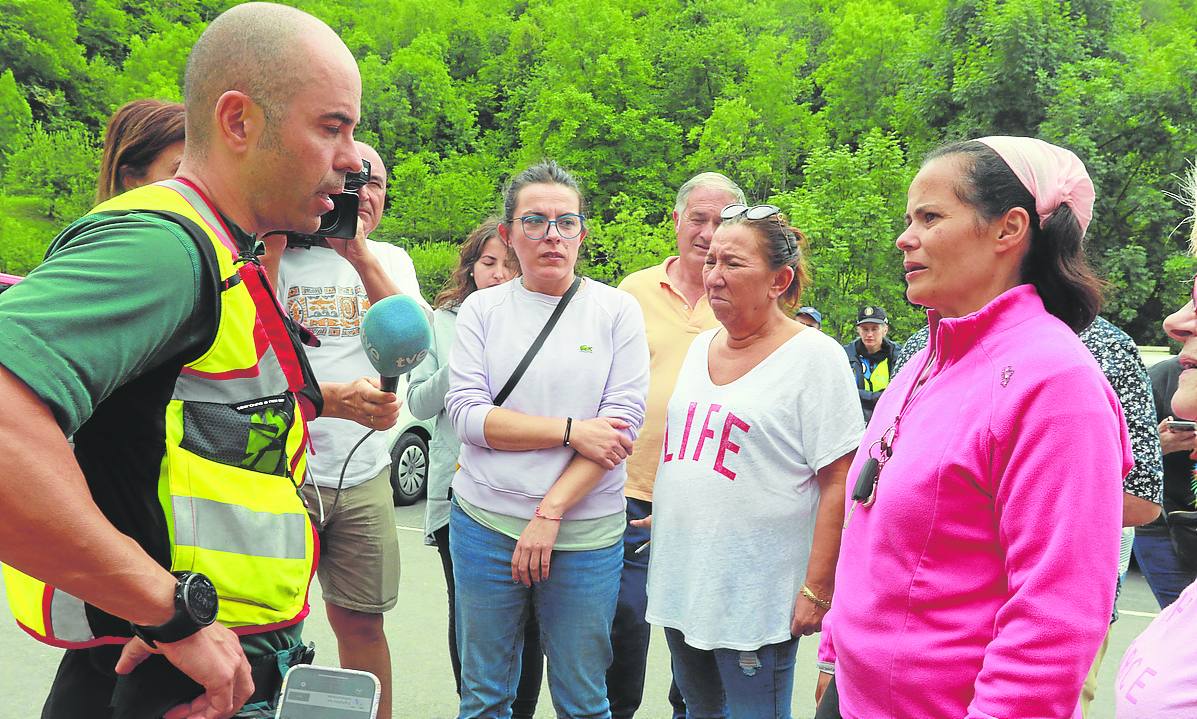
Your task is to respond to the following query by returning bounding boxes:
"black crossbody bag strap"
[494,276,582,407]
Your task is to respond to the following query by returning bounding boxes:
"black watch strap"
[131,572,219,646]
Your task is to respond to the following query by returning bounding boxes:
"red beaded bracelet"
[534,504,563,521]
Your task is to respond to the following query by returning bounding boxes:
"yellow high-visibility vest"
[863,356,891,392]
[2,180,316,648]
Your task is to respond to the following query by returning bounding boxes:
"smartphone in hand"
[276,665,380,719]
[1167,419,1197,432]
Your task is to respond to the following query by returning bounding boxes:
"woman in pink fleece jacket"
[815,137,1132,719]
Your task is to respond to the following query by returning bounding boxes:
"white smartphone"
[275,665,380,719]
[1168,419,1197,432]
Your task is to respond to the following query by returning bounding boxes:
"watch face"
[183,574,219,625]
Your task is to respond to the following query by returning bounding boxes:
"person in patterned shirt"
[894,314,1161,716]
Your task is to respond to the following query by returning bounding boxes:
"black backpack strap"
[494,276,582,407]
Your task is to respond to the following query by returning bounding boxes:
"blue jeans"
[1133,531,1197,609]
[434,524,543,718]
[450,502,622,719]
[607,498,687,719]
[664,628,798,719]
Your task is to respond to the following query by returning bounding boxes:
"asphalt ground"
[0,500,1160,718]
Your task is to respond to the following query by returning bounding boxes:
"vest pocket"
[164,448,314,628]
[180,395,294,476]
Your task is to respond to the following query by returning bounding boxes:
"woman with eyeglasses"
[407,218,549,718]
[443,161,649,719]
[1115,166,1197,719]
[814,138,1131,719]
[641,204,862,718]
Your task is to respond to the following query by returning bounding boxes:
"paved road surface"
[0,500,1159,718]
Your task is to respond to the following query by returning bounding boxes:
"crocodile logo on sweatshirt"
[579,344,593,353]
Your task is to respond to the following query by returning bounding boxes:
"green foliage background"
[1,0,1195,344]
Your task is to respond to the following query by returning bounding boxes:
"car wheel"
[390,432,429,507]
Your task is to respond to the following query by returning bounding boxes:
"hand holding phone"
[276,665,379,719]
[1160,417,1197,456]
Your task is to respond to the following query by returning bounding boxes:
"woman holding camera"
[816,137,1131,718]
[444,161,649,718]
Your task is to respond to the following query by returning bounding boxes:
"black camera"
[286,158,371,247]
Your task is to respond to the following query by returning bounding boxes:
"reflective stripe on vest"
[173,343,290,402]
[2,180,316,648]
[173,497,307,560]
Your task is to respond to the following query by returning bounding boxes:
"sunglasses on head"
[720,203,799,256]
[720,203,782,221]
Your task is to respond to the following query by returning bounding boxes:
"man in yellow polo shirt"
[610,172,745,719]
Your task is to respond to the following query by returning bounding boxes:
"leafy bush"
[3,121,99,221]
[0,69,32,173]
[402,240,460,306]
[581,193,675,286]
[0,195,56,274]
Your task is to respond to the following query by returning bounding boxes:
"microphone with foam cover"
[360,294,432,393]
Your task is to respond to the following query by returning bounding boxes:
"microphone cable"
[313,427,376,529]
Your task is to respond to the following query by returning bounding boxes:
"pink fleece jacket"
[818,285,1131,719]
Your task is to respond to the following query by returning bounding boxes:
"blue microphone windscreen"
[360,295,432,377]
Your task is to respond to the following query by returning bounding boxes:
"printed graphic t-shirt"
[278,241,427,488]
[645,326,864,651]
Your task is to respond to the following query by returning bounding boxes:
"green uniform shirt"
[0,211,301,655]
[0,213,211,435]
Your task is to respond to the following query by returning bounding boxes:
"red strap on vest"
[238,262,306,393]
[170,178,307,391]
[171,178,241,256]
[169,179,318,467]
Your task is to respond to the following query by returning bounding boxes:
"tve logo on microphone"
[368,348,428,373]
[360,295,432,392]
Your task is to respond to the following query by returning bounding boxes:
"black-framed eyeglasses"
[720,203,781,221]
[512,213,586,240]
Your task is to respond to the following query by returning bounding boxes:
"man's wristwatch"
[131,572,219,646]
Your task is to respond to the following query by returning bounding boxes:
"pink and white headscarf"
[976,136,1095,236]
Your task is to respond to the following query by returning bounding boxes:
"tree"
[945,0,1088,136]
[358,34,478,158]
[0,69,33,169]
[3,121,100,221]
[581,193,676,284]
[107,24,202,104]
[0,0,1193,346]
[773,132,915,342]
[810,0,941,148]
[1040,19,1197,341]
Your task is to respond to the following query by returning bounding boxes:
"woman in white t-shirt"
[1115,168,1197,719]
[644,204,863,719]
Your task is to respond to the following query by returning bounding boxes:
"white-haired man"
[611,172,745,719]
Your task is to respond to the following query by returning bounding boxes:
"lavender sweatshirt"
[819,285,1131,719]
[445,278,649,520]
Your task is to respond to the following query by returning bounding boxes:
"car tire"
[389,432,429,507]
